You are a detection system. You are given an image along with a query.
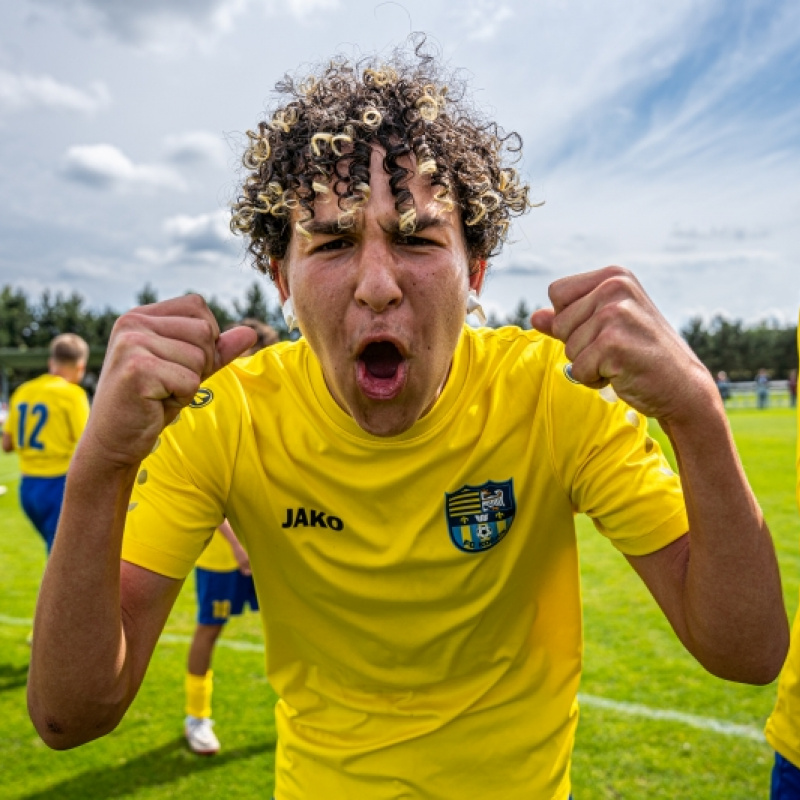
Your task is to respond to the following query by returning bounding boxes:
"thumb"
[215,326,259,370]
[530,308,556,337]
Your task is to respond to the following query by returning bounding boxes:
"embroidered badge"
[445,479,516,553]
[189,387,214,409]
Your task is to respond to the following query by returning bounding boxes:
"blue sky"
[1,0,798,330]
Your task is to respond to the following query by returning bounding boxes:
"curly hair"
[230,34,535,281]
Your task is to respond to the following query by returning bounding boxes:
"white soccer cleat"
[184,715,220,755]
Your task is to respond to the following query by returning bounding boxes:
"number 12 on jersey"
[17,402,49,450]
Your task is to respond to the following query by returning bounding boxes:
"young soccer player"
[28,39,787,799]
[2,334,90,555]
[184,319,278,755]
[765,315,800,799]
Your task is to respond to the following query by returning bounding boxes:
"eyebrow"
[301,213,451,237]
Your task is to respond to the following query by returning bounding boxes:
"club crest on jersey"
[445,479,516,553]
[189,387,214,409]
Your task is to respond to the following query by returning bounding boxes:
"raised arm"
[531,266,788,684]
[27,295,256,748]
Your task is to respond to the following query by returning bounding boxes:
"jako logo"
[281,507,344,531]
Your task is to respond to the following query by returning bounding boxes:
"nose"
[353,239,402,313]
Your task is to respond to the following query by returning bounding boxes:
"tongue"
[362,342,402,379]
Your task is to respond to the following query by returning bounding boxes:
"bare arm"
[625,401,786,684]
[27,295,256,748]
[532,266,788,684]
[2,431,13,452]
[216,518,251,575]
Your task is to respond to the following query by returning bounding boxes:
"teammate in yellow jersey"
[765,315,800,798]
[2,334,90,555]
[183,319,278,756]
[28,38,788,800]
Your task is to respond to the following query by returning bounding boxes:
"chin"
[353,405,418,438]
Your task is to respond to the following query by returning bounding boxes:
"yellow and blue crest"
[445,479,516,553]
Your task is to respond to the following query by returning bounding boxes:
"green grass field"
[1,407,797,799]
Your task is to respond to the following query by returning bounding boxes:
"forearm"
[27,437,141,748]
[662,393,788,683]
[216,518,240,548]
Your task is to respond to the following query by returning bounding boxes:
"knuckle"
[199,318,217,343]
[599,273,633,299]
[550,314,570,342]
[185,292,210,315]
[602,264,632,281]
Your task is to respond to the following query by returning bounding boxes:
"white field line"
[0,614,766,743]
[577,693,765,743]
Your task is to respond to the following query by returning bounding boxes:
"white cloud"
[164,209,236,254]
[30,0,339,50]
[0,70,109,113]
[61,144,186,191]
[163,131,229,166]
[285,0,340,19]
[457,0,513,42]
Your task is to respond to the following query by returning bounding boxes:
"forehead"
[305,146,457,227]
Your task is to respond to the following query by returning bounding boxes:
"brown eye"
[316,239,351,252]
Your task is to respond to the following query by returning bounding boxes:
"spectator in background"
[183,319,278,755]
[765,319,800,797]
[716,371,731,404]
[789,369,797,409]
[757,368,771,409]
[2,334,90,557]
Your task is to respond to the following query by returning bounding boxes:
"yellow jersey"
[3,374,90,477]
[195,529,238,571]
[765,318,800,766]
[123,325,688,800]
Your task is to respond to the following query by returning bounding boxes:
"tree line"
[1,284,797,381]
[681,315,798,380]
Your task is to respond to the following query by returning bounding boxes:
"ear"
[469,259,487,293]
[273,259,289,304]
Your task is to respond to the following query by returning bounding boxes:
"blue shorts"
[773,752,800,799]
[195,567,259,625]
[20,474,67,554]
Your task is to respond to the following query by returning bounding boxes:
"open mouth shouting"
[356,340,408,401]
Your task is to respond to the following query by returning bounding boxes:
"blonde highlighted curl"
[230,34,537,282]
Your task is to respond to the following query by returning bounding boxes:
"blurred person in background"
[2,334,90,558]
[716,370,731,404]
[757,368,771,409]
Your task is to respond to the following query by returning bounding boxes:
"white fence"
[722,380,795,409]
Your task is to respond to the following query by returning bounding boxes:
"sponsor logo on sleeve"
[189,388,214,409]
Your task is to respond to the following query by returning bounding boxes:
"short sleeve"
[546,352,688,556]
[122,374,242,579]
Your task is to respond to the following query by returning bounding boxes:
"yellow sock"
[186,670,213,718]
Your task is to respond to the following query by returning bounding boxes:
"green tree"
[0,285,35,347]
[681,315,798,379]
[505,300,533,329]
[233,281,270,321]
[136,283,159,306]
[205,296,235,330]
[233,280,288,337]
